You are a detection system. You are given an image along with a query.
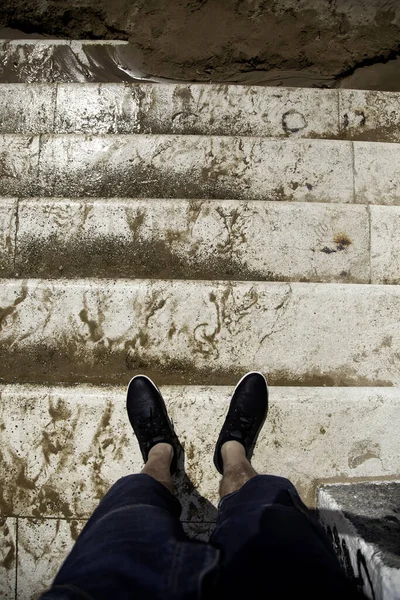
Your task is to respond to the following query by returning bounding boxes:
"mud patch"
[2,2,400,89]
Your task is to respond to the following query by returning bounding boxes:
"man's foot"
[126,375,181,474]
[213,371,268,474]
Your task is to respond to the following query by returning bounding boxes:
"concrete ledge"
[0,280,400,386]
[318,482,400,600]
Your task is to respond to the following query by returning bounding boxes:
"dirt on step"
[1,1,400,89]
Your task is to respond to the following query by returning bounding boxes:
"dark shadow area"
[173,447,218,525]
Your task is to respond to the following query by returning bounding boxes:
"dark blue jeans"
[40,474,358,599]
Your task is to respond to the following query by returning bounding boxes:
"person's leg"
[40,376,218,600]
[211,372,361,599]
[219,440,257,498]
[142,442,174,493]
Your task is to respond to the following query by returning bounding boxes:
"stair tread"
[1,383,399,519]
[9,197,370,283]
[0,278,399,386]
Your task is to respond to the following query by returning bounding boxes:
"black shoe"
[213,371,268,474]
[126,375,181,474]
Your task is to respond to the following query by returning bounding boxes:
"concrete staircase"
[1,39,400,599]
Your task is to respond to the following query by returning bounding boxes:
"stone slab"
[54,83,339,137]
[354,142,400,206]
[35,134,354,202]
[14,198,370,283]
[0,135,39,196]
[318,483,400,600]
[0,384,399,520]
[340,90,400,143]
[0,84,56,134]
[16,518,84,600]
[0,198,17,277]
[370,205,400,284]
[1,279,400,386]
[0,517,16,600]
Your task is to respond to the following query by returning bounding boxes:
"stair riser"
[0,280,399,386]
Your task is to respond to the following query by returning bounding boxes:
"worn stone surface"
[1,384,399,521]
[0,280,399,386]
[14,198,369,283]
[17,518,84,600]
[354,142,400,205]
[371,206,400,284]
[0,135,39,196]
[56,83,339,138]
[340,90,400,143]
[37,134,354,202]
[0,84,55,134]
[0,198,16,277]
[0,517,16,600]
[8,133,400,204]
[318,483,400,600]
[4,84,400,143]
[0,83,336,138]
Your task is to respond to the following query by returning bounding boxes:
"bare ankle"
[219,442,258,498]
[148,442,174,463]
[221,440,246,468]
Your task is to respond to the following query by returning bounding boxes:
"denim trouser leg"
[40,473,359,600]
[210,474,359,600]
[40,474,219,600]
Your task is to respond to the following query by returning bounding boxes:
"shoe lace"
[137,408,163,432]
[238,412,256,434]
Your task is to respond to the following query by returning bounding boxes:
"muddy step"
[9,198,372,283]
[0,133,391,203]
[0,279,399,386]
[1,383,399,522]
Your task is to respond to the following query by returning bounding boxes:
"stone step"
[1,83,400,143]
[2,133,400,204]
[6,197,399,284]
[0,82,338,138]
[0,279,399,386]
[1,384,398,522]
[3,384,399,598]
[1,42,400,143]
[10,198,372,283]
